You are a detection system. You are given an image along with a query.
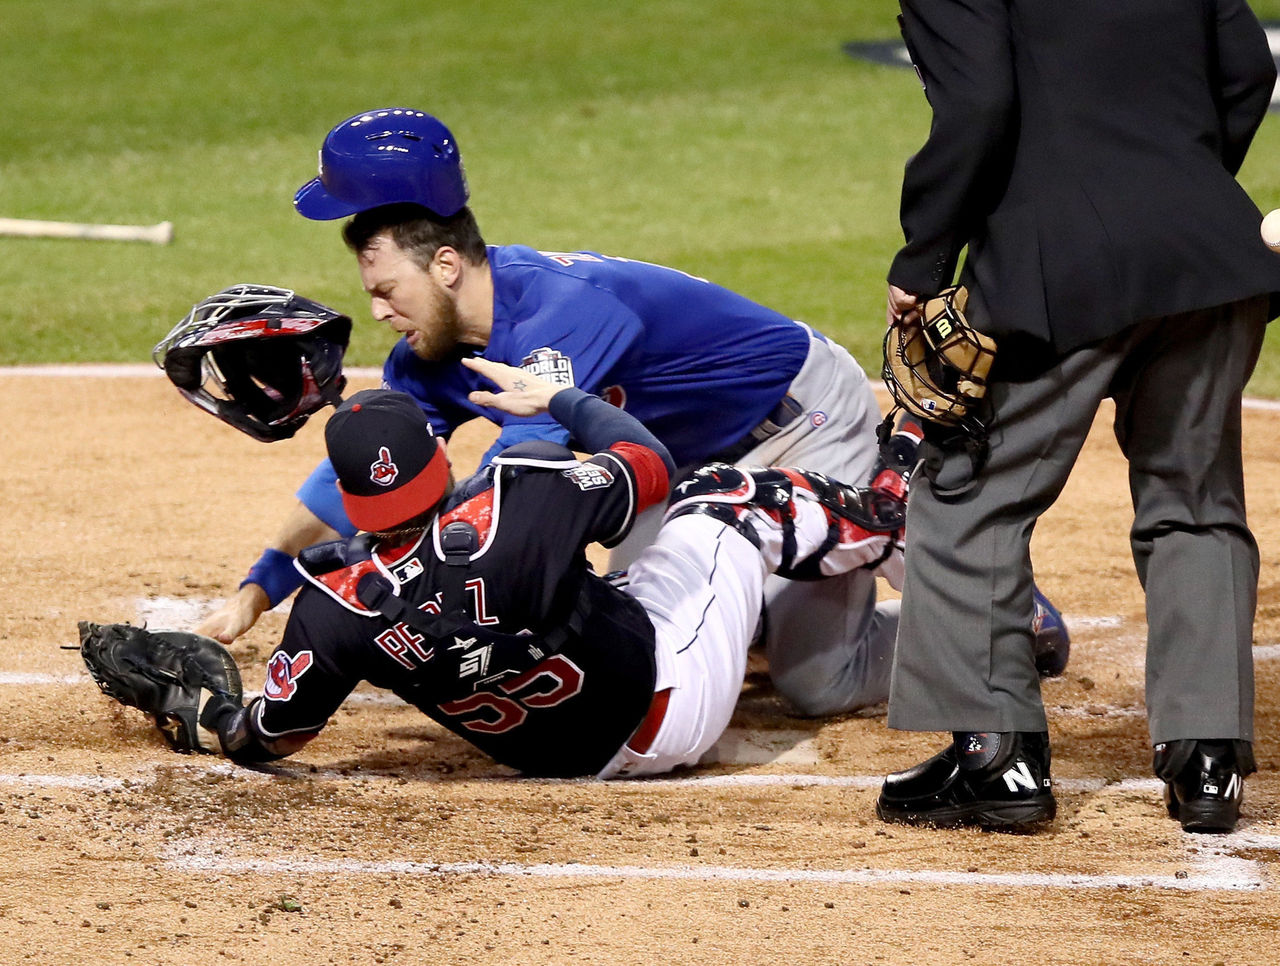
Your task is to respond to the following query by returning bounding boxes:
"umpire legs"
[887,296,1265,743]
[886,346,1104,732]
[1114,296,1266,744]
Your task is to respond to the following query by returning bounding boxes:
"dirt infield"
[2,367,1279,965]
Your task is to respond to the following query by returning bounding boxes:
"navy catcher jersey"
[247,437,670,777]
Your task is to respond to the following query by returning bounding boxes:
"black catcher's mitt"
[76,621,244,754]
[882,285,997,428]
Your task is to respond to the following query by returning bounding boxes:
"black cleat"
[1155,739,1253,834]
[877,731,1056,831]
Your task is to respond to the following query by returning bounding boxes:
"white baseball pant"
[596,493,893,779]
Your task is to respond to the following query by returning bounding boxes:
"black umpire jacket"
[890,0,1280,358]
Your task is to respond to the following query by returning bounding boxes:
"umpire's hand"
[887,283,922,328]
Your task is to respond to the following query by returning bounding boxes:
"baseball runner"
[191,108,1069,717]
[81,357,908,777]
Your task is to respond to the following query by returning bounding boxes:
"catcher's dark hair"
[343,203,487,267]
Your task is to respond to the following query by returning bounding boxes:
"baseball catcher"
[76,358,907,777]
[74,622,243,753]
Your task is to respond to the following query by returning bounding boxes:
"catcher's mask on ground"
[153,284,352,442]
[326,389,450,532]
[293,107,469,220]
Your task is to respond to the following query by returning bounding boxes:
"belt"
[712,393,804,465]
[625,688,671,755]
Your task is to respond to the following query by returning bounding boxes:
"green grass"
[6,0,1280,394]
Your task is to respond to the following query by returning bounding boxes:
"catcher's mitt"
[882,285,997,428]
[75,621,243,754]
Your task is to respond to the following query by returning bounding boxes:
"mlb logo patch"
[392,556,423,582]
[519,347,576,387]
[562,463,615,491]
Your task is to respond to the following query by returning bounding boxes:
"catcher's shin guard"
[664,463,907,579]
[665,463,800,560]
[780,468,906,533]
[771,468,907,580]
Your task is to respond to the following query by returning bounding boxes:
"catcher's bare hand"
[464,356,563,416]
[196,585,269,645]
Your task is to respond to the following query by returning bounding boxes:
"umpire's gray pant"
[887,296,1267,745]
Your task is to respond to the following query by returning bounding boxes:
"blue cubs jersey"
[299,245,814,533]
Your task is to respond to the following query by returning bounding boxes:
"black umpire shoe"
[1155,739,1255,834]
[876,731,1056,831]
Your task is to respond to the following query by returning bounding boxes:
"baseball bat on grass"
[0,217,173,245]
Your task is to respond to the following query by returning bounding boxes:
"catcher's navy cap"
[294,108,469,221]
[325,389,449,532]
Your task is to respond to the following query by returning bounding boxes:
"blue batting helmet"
[293,108,469,221]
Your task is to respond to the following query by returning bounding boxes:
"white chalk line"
[159,844,1266,892]
[0,672,404,711]
[0,672,87,685]
[0,765,1173,796]
[4,364,1280,413]
[0,363,383,380]
[0,773,128,790]
[1068,615,1124,629]
[5,766,1273,891]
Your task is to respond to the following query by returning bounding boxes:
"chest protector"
[296,522,655,777]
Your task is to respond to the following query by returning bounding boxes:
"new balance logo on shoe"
[1155,738,1253,833]
[1210,773,1242,800]
[1002,760,1041,793]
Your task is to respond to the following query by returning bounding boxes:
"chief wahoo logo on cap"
[370,446,399,486]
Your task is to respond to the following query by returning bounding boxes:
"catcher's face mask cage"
[153,284,353,442]
[881,285,996,429]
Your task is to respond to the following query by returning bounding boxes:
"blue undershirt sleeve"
[296,459,358,538]
[548,387,675,477]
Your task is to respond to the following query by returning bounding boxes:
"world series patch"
[519,347,575,387]
[561,463,614,491]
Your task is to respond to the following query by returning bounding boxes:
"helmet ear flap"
[296,313,352,393]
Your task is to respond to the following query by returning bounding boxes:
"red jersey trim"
[608,442,670,513]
